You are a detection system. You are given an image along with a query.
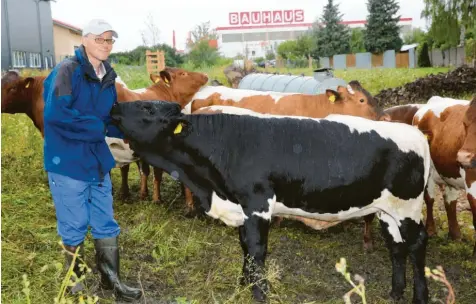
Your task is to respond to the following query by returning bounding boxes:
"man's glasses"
[94,37,115,45]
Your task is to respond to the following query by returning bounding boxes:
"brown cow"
[114,67,208,203]
[383,104,423,125]
[1,67,208,204]
[412,100,476,258]
[457,96,476,169]
[188,81,389,122]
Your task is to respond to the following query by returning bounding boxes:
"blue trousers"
[47,171,120,246]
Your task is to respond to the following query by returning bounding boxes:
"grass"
[2,64,475,304]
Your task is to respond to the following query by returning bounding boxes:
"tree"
[187,21,218,48]
[421,0,476,49]
[277,40,299,60]
[403,28,429,44]
[350,28,366,53]
[140,13,160,47]
[364,0,403,53]
[312,0,351,57]
[295,34,315,58]
[417,42,432,67]
[187,39,220,68]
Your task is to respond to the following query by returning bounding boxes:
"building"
[1,0,55,70]
[215,10,413,58]
[53,19,82,64]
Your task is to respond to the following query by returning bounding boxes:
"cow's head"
[457,96,476,168]
[328,80,389,122]
[1,70,38,113]
[111,100,188,146]
[150,67,209,105]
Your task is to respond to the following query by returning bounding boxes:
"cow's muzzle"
[457,150,476,169]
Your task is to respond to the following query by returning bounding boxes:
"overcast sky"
[51,0,429,53]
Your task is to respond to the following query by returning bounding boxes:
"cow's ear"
[171,118,191,137]
[150,73,161,84]
[325,89,340,103]
[24,77,34,89]
[159,70,172,86]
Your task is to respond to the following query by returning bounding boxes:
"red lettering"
[294,9,304,22]
[229,13,239,25]
[262,11,272,24]
[272,11,283,23]
[251,11,261,24]
[283,10,294,22]
[240,12,250,25]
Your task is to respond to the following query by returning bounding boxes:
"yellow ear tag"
[329,95,336,103]
[164,78,169,83]
[173,122,183,134]
[424,134,430,140]
[154,78,161,83]
[25,82,30,88]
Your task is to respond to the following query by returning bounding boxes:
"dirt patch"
[374,65,476,107]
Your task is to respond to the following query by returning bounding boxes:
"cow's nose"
[457,150,475,168]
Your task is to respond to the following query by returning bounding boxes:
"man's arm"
[43,60,106,142]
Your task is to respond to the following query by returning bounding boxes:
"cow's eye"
[360,99,365,103]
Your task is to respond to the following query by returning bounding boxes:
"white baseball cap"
[82,19,118,38]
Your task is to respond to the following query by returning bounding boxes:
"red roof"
[53,19,82,34]
[216,17,412,31]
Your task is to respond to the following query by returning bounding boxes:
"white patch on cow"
[441,167,466,190]
[132,88,147,94]
[206,192,248,227]
[190,86,294,105]
[271,189,425,243]
[52,156,61,165]
[443,186,461,204]
[384,104,423,111]
[346,84,355,95]
[427,96,471,106]
[467,180,476,198]
[105,137,138,168]
[252,195,277,221]
[414,98,471,121]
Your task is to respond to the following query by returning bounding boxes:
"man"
[43,19,142,301]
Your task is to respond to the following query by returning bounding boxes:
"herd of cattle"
[1,67,475,303]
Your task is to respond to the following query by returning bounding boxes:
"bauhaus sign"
[229,10,305,25]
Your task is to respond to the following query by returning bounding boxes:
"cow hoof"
[448,231,461,241]
[389,291,405,303]
[251,284,268,303]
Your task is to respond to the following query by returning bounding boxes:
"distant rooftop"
[53,19,82,35]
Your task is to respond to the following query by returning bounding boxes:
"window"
[12,51,27,68]
[222,33,243,43]
[29,53,41,68]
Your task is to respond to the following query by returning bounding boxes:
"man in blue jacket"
[43,19,142,301]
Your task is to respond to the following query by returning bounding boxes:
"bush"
[418,42,432,67]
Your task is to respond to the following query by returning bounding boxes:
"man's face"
[82,31,115,61]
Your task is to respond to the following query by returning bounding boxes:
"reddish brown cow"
[457,96,476,169]
[189,81,389,122]
[412,100,476,257]
[383,104,423,125]
[1,68,208,204]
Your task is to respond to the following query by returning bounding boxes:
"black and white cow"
[110,100,432,303]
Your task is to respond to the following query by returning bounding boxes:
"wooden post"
[145,50,165,75]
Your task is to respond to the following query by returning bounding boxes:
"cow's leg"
[424,188,436,236]
[379,219,408,302]
[465,174,476,258]
[119,165,130,201]
[443,186,461,240]
[238,214,270,302]
[139,160,150,200]
[152,167,163,203]
[403,219,429,304]
[183,186,196,217]
[363,214,375,251]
